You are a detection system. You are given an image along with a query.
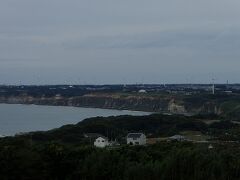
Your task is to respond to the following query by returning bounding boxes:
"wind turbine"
[212,78,215,95]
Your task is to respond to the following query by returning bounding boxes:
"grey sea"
[0,104,150,136]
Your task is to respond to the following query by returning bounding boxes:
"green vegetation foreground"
[0,140,240,180]
[1,113,240,180]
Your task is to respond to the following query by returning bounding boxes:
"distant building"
[108,140,120,147]
[169,135,186,142]
[138,89,147,93]
[127,133,146,145]
[208,144,214,149]
[224,91,232,94]
[55,94,62,100]
[94,136,109,148]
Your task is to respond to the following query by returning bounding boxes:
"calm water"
[0,104,150,136]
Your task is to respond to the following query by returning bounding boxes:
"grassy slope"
[20,114,225,145]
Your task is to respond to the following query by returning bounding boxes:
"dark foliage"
[26,114,209,144]
[1,140,240,180]
[0,114,240,179]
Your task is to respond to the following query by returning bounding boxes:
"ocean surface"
[0,104,150,136]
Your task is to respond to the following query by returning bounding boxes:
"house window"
[102,140,105,142]
[135,142,139,145]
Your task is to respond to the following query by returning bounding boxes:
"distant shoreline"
[0,95,165,113]
[0,102,153,114]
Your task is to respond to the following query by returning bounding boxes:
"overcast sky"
[0,0,240,84]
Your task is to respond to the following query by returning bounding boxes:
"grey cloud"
[62,29,240,51]
[0,0,240,84]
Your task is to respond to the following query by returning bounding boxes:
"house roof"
[127,133,144,139]
[169,135,185,140]
[96,136,109,140]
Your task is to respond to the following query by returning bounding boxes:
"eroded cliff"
[0,93,226,115]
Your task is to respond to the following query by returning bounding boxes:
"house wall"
[127,134,146,145]
[94,137,109,148]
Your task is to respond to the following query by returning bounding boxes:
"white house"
[127,133,146,145]
[94,136,109,148]
[138,89,147,93]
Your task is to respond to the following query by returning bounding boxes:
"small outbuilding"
[127,133,146,145]
[94,136,109,148]
[138,89,147,93]
[169,135,187,142]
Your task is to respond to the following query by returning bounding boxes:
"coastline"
[0,102,154,114]
[0,103,151,136]
[0,95,165,113]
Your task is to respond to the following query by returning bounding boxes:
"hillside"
[1,114,240,179]
[14,113,239,145]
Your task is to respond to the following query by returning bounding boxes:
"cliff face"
[0,94,170,112]
[0,93,222,115]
